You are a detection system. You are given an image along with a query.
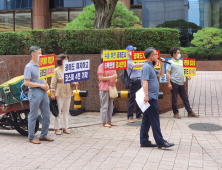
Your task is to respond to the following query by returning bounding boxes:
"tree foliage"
[65,1,139,29]
[191,27,222,49]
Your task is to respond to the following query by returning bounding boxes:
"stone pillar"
[32,0,50,29]
[119,0,130,10]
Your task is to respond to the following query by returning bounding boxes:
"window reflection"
[7,0,26,10]
[0,13,13,32]
[84,0,92,6]
[15,12,31,31]
[64,0,82,7]
[0,0,7,10]
[51,11,68,29]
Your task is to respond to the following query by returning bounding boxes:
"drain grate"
[189,123,222,131]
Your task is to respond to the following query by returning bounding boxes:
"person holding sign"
[166,47,199,119]
[140,47,174,149]
[126,45,144,123]
[24,46,54,144]
[98,50,117,128]
[51,54,79,135]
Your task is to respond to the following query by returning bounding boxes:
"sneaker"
[128,117,134,123]
[174,113,181,119]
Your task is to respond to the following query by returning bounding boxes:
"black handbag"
[50,99,59,117]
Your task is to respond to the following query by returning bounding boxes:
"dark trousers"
[127,79,142,119]
[171,81,193,114]
[140,99,165,145]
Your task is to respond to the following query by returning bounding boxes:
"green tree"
[191,27,222,49]
[65,1,139,30]
[156,19,202,47]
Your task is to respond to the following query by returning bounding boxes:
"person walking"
[126,45,144,123]
[97,50,117,128]
[51,54,79,135]
[140,47,174,149]
[24,46,54,144]
[166,47,199,119]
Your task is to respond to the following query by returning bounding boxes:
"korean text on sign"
[64,60,90,84]
[183,58,196,76]
[39,54,55,79]
[131,50,161,70]
[103,50,128,71]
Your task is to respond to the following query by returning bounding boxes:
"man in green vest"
[166,47,199,119]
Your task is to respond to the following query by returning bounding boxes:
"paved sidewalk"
[0,71,222,170]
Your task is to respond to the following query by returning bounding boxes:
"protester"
[97,50,117,128]
[166,47,199,119]
[51,54,79,135]
[140,47,174,149]
[126,45,144,123]
[24,46,54,144]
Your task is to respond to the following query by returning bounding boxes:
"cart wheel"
[13,110,39,136]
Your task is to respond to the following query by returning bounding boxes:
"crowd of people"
[24,45,199,148]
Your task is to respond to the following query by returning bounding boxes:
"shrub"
[65,2,139,30]
[0,28,180,55]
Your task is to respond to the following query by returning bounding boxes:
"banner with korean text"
[132,50,161,70]
[64,60,90,84]
[39,54,55,79]
[183,58,196,76]
[103,50,128,71]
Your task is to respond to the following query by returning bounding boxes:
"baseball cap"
[125,45,137,50]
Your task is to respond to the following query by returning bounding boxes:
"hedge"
[181,47,222,60]
[0,28,180,55]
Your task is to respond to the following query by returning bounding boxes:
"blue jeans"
[28,88,50,140]
[140,99,165,145]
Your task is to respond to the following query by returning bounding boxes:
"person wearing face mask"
[24,46,54,144]
[51,54,79,135]
[126,45,144,123]
[166,47,199,119]
[98,49,118,128]
[140,47,174,148]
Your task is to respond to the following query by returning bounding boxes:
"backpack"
[120,69,133,89]
[20,83,29,100]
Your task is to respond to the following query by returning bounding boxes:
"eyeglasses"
[152,53,158,56]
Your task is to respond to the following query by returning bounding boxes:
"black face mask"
[152,61,156,66]
[101,58,103,63]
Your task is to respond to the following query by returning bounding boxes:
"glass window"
[15,12,31,31]
[49,0,63,8]
[64,0,82,7]
[131,0,142,5]
[51,11,68,29]
[0,0,7,10]
[0,13,13,32]
[26,0,32,9]
[69,11,81,21]
[84,0,93,6]
[7,0,26,9]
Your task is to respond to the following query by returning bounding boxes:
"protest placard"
[103,50,128,71]
[183,58,196,76]
[132,50,161,69]
[64,60,90,84]
[39,54,55,79]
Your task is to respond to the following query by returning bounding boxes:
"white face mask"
[176,54,181,59]
[129,52,132,56]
